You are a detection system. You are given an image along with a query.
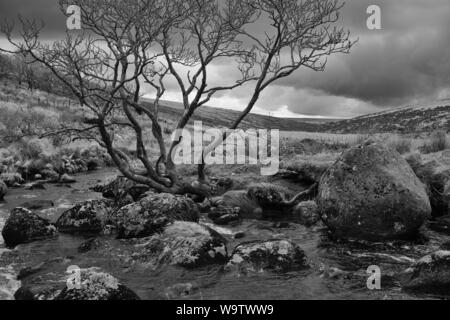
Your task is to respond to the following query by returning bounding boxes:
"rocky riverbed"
[1,143,450,300]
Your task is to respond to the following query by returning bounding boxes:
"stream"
[0,169,449,300]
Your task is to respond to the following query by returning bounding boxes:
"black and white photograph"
[0,0,449,306]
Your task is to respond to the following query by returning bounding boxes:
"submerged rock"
[208,206,240,225]
[1,207,57,248]
[220,190,261,219]
[291,201,320,227]
[24,181,46,190]
[78,238,102,253]
[318,142,431,241]
[59,174,77,184]
[403,250,450,296]
[131,221,228,269]
[15,267,139,300]
[427,215,450,235]
[20,200,54,211]
[247,183,293,210]
[56,199,114,235]
[109,193,199,239]
[225,240,308,273]
[0,180,7,200]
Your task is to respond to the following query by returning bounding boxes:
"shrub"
[388,137,412,154]
[420,131,449,154]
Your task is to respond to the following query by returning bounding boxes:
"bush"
[388,137,412,154]
[420,131,449,154]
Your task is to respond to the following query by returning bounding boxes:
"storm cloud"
[1,0,449,118]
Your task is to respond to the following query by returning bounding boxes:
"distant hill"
[144,99,450,134]
[322,100,450,133]
[142,99,338,132]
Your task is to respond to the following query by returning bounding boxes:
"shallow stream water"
[0,169,449,300]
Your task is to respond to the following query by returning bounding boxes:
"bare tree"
[0,0,355,199]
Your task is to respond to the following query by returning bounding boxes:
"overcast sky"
[1,0,449,118]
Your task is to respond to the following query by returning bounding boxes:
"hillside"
[322,100,450,133]
[144,99,450,134]
[142,99,336,132]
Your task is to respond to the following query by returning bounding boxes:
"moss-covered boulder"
[318,142,431,241]
[15,267,139,300]
[208,206,240,225]
[225,240,308,274]
[56,199,115,235]
[108,193,199,239]
[1,207,57,248]
[130,221,228,269]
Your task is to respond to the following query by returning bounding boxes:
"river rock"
[318,142,431,241]
[427,215,450,235]
[220,190,261,219]
[409,152,450,217]
[59,174,77,184]
[40,168,60,182]
[24,181,46,190]
[131,221,228,269]
[208,206,240,225]
[225,240,308,273]
[1,207,57,248]
[56,199,115,234]
[108,193,199,239]
[403,250,450,296]
[291,201,320,227]
[15,267,139,300]
[94,176,150,202]
[247,183,293,210]
[0,172,24,187]
[0,180,7,200]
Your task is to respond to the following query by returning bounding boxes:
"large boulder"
[0,180,7,200]
[56,199,115,235]
[1,208,57,248]
[225,240,308,274]
[408,151,450,217]
[15,266,139,300]
[318,142,431,241]
[130,221,228,269]
[403,250,450,296]
[108,193,199,239]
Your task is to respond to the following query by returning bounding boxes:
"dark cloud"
[1,0,449,117]
[0,0,65,37]
[277,0,450,115]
